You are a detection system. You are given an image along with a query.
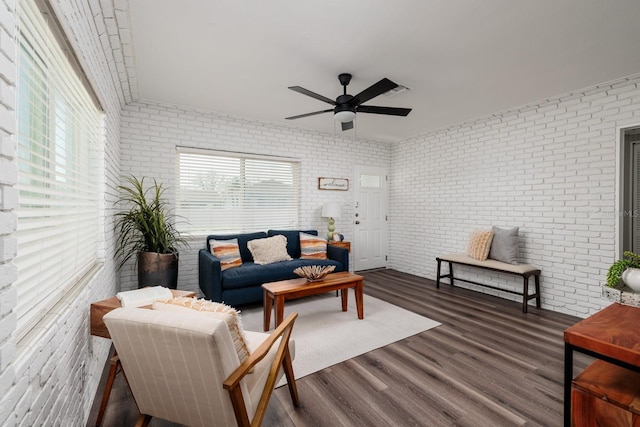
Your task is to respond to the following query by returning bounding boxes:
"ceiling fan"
[285,73,412,131]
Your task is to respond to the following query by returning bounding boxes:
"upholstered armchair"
[103,308,299,427]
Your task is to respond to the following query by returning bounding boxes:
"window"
[14,0,102,339]
[620,127,640,254]
[359,174,382,188]
[176,147,300,234]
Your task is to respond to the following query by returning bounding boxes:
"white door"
[353,166,388,271]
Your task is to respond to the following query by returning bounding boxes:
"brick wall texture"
[0,0,639,424]
[389,74,640,317]
[0,0,122,425]
[119,102,391,294]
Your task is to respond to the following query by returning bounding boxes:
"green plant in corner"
[114,176,189,288]
[606,251,640,288]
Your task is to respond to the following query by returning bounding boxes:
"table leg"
[263,289,272,331]
[355,280,364,319]
[340,288,348,311]
[564,342,573,427]
[275,295,285,328]
[96,353,120,426]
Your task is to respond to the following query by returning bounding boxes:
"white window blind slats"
[15,0,101,339]
[177,148,300,234]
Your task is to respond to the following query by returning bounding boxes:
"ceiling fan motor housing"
[335,95,354,111]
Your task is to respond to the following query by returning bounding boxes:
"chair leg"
[283,348,299,407]
[535,274,541,308]
[436,259,441,288]
[96,354,120,426]
[134,414,152,427]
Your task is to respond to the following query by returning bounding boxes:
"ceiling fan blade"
[288,86,336,105]
[341,121,354,131]
[357,105,412,116]
[350,78,398,106]
[285,109,333,120]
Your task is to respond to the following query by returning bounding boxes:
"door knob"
[355,221,360,225]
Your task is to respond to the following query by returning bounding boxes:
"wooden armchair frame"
[133,312,299,427]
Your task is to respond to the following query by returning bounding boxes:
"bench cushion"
[439,254,539,275]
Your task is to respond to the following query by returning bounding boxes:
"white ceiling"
[127,1,640,143]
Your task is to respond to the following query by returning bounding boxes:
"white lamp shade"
[334,110,356,123]
[322,202,341,218]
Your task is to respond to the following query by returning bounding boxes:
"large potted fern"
[115,176,188,289]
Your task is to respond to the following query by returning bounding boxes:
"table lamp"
[321,202,341,240]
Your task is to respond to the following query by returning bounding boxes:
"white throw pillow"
[247,235,292,265]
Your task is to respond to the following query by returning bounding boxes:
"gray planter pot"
[138,251,178,289]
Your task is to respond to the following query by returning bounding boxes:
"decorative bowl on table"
[293,265,336,282]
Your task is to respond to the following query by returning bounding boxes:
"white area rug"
[239,293,441,386]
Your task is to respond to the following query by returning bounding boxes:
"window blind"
[176,147,300,234]
[14,0,102,339]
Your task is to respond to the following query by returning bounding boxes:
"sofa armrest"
[327,245,349,272]
[199,249,223,301]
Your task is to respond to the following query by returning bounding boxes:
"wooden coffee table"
[262,271,364,331]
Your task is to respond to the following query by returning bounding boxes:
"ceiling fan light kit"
[334,108,356,123]
[286,73,412,131]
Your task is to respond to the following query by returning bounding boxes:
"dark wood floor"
[87,269,591,427]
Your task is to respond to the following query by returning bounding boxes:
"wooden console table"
[564,303,640,427]
[90,289,195,426]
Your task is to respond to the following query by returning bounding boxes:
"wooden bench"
[436,254,541,313]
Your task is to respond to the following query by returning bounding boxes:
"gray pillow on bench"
[489,226,519,264]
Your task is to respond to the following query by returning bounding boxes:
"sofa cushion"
[299,232,327,260]
[247,235,293,265]
[267,229,317,258]
[221,258,342,290]
[206,232,267,263]
[210,238,243,270]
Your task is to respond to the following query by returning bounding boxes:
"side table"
[572,360,640,426]
[329,241,351,252]
[90,289,195,426]
[564,302,640,427]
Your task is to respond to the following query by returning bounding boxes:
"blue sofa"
[198,229,349,306]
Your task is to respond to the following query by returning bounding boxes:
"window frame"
[176,147,301,235]
[14,0,104,341]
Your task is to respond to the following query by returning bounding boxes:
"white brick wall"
[119,102,391,293]
[389,74,640,317]
[0,1,636,423]
[0,0,123,425]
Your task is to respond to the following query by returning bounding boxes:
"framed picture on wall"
[318,177,349,191]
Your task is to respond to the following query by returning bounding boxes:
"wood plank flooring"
[86,269,591,427]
